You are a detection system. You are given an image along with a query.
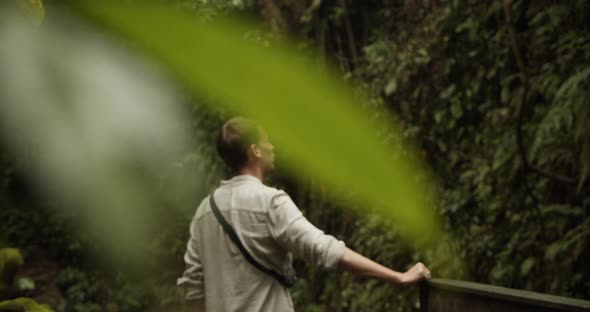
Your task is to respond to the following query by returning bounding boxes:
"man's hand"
[400,262,431,286]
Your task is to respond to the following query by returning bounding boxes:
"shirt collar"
[220,174,262,185]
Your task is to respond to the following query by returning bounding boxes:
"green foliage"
[55,267,157,312]
[0,249,24,299]
[55,268,104,312]
[339,0,590,300]
[0,249,23,283]
[0,249,53,312]
[0,298,53,312]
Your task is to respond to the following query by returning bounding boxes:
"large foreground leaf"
[70,1,440,241]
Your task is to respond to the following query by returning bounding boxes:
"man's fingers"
[423,268,432,280]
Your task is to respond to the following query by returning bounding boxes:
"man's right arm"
[267,191,346,269]
[268,191,432,284]
[338,247,431,285]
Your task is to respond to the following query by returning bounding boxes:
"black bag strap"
[209,192,296,288]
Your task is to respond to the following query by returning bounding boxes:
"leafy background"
[1,0,589,311]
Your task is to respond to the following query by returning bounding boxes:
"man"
[178,117,431,312]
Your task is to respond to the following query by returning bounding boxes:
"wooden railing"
[420,279,590,312]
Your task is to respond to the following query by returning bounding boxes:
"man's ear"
[249,144,262,158]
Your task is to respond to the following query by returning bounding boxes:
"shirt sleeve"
[267,190,346,269]
[177,217,205,301]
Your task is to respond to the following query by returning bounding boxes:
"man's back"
[178,175,345,312]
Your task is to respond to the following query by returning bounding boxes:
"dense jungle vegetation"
[1,0,589,311]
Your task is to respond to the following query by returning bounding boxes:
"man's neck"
[237,166,264,182]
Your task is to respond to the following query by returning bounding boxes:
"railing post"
[420,281,429,312]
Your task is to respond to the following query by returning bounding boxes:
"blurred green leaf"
[17,0,45,25]
[0,9,196,269]
[69,1,440,241]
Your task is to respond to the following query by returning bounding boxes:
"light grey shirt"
[177,175,346,312]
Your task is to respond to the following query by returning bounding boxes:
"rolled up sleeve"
[267,191,346,269]
[177,218,205,301]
